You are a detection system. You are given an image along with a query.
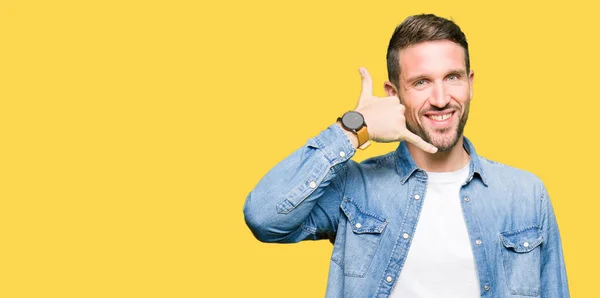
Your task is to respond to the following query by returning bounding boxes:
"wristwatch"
[338,111,371,150]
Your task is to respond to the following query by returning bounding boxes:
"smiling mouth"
[427,113,452,121]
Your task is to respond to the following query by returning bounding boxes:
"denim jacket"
[244,124,569,298]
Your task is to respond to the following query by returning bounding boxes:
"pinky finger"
[403,131,438,154]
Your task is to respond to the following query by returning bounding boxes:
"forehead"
[398,40,466,79]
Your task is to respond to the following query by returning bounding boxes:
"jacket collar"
[395,136,489,186]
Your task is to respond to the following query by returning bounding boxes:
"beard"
[406,102,470,152]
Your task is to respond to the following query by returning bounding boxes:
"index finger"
[358,67,373,98]
[403,131,438,154]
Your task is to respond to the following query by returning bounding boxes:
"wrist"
[336,121,359,149]
[337,111,370,150]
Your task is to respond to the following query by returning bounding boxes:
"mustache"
[421,104,460,114]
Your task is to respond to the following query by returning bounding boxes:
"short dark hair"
[386,14,470,88]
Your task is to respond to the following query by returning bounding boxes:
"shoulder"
[343,151,397,180]
[477,155,546,196]
[478,155,539,179]
[358,151,397,171]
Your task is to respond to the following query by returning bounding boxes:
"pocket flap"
[341,197,388,234]
[500,226,543,253]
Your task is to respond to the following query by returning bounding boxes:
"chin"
[427,132,461,152]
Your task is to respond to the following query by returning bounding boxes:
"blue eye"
[415,79,427,86]
[447,74,459,80]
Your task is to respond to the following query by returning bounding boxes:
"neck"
[406,137,470,173]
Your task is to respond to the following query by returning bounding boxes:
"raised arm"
[243,67,437,243]
[243,123,356,243]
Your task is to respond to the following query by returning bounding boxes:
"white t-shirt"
[390,162,480,298]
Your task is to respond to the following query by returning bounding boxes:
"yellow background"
[1,0,596,297]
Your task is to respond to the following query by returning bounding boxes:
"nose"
[429,82,450,108]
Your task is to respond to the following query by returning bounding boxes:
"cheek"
[403,102,425,126]
[446,84,470,102]
[402,91,430,120]
[402,89,430,108]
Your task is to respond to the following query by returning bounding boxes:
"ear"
[384,81,398,97]
[469,69,475,99]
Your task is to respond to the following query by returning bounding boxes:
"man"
[243,14,569,298]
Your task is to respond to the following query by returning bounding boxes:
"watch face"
[341,111,364,131]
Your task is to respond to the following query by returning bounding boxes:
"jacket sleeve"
[243,124,356,243]
[540,182,570,298]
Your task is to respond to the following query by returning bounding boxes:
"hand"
[354,67,438,154]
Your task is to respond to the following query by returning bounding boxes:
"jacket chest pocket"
[331,197,388,277]
[500,226,544,297]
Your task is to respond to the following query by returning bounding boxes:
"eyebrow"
[404,69,467,84]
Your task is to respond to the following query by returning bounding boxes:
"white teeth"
[428,113,452,121]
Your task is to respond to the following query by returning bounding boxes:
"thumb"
[358,67,373,99]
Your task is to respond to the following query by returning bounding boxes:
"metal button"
[476,239,482,245]
[414,194,420,200]
[523,242,530,248]
[339,151,346,157]
[402,233,409,239]
[386,276,393,282]
[355,223,362,229]
[484,285,490,291]
[464,197,470,202]
[309,181,316,188]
